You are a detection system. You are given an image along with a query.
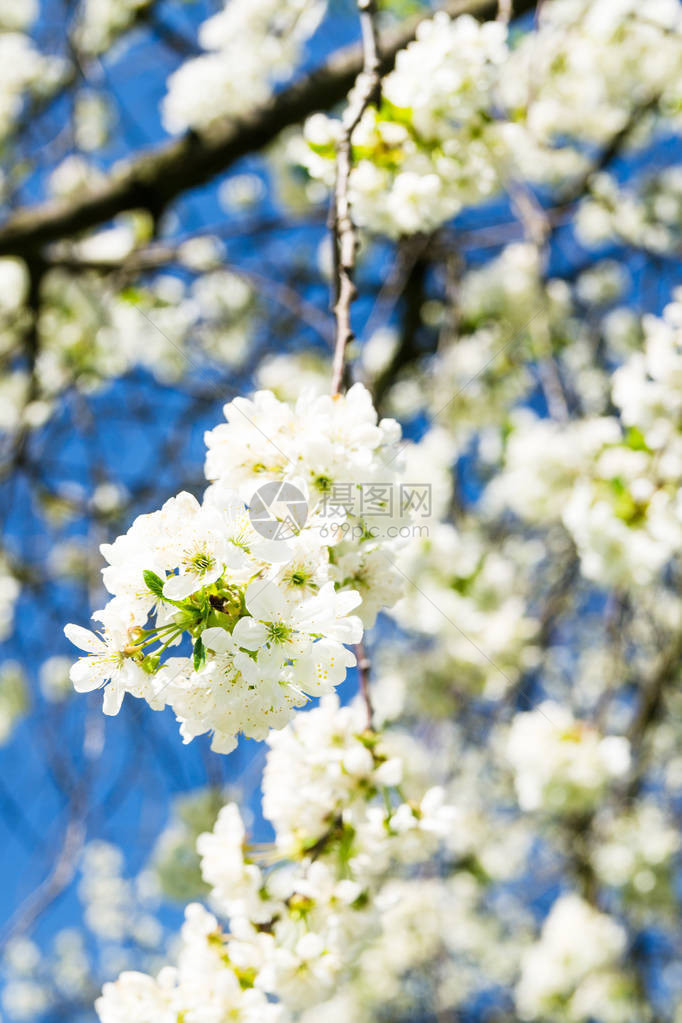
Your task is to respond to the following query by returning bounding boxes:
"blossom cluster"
[0,30,65,142]
[0,254,258,442]
[91,689,650,1023]
[505,702,631,813]
[378,242,576,446]
[299,13,511,238]
[500,0,682,149]
[1,838,166,1021]
[64,384,407,753]
[95,694,459,1023]
[285,0,682,239]
[516,894,633,1022]
[162,0,326,134]
[577,168,682,254]
[392,518,539,700]
[592,801,680,907]
[73,0,153,54]
[488,292,682,588]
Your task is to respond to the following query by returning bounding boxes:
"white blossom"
[506,702,631,813]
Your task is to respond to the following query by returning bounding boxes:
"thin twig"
[330,0,382,394]
[329,4,381,722]
[355,639,374,730]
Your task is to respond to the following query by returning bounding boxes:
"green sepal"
[207,609,238,632]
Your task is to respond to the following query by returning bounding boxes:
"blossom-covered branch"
[0,0,534,259]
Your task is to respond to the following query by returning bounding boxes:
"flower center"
[314,475,333,493]
[267,621,293,644]
[186,549,215,575]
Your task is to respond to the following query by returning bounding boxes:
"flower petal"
[322,614,364,645]
[163,573,197,601]
[70,658,106,693]
[251,539,294,564]
[335,588,363,615]
[201,627,234,654]
[232,616,269,651]
[210,730,238,754]
[102,683,125,716]
[244,580,285,621]
[64,624,105,654]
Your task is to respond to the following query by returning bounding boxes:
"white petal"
[216,490,246,519]
[250,539,294,564]
[294,648,345,694]
[64,624,105,654]
[70,658,106,693]
[254,646,285,680]
[103,683,125,716]
[335,588,363,615]
[223,544,249,570]
[201,627,234,654]
[312,639,355,686]
[234,650,259,683]
[170,491,200,515]
[232,617,269,651]
[324,615,364,645]
[163,573,197,601]
[210,730,238,754]
[244,579,285,621]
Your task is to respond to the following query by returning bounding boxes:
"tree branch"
[330,0,382,394]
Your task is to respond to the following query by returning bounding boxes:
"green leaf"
[193,637,206,672]
[143,570,165,599]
